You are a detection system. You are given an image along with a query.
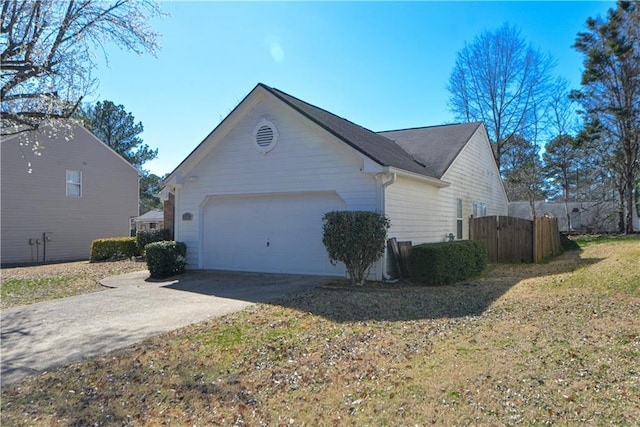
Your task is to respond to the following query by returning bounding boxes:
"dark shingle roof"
[378,122,483,178]
[167,84,484,184]
[260,84,439,177]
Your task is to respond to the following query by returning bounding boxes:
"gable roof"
[378,122,483,178]
[260,84,438,177]
[166,83,487,183]
[0,122,141,175]
[136,209,163,221]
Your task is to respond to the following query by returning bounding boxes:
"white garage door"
[202,192,345,276]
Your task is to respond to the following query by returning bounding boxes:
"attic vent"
[256,125,273,147]
[253,119,279,153]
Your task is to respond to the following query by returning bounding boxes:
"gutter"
[375,171,397,282]
[388,167,450,188]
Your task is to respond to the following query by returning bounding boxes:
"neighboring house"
[1,124,139,265]
[135,210,164,232]
[162,83,508,279]
[509,201,619,233]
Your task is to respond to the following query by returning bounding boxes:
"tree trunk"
[617,186,626,233]
[625,177,634,234]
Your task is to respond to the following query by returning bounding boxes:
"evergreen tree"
[572,1,640,233]
[80,101,157,169]
[79,100,161,215]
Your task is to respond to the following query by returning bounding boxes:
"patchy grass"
[1,240,639,426]
[572,233,639,247]
[0,260,146,309]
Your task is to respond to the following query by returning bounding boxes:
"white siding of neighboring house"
[136,219,165,231]
[384,125,507,247]
[173,94,379,271]
[1,125,139,265]
[509,201,619,233]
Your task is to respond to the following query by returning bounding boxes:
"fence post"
[533,217,538,263]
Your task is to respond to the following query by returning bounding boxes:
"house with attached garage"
[162,83,508,280]
[1,124,139,265]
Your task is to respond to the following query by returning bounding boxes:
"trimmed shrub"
[136,228,172,254]
[408,240,487,285]
[90,237,139,262]
[145,241,187,279]
[322,210,391,286]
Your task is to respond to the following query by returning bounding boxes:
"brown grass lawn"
[1,240,639,426]
[0,259,146,309]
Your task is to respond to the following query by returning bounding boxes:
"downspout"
[380,172,396,281]
[42,232,52,263]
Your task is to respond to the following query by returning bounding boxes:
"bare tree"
[1,0,162,137]
[448,23,556,173]
[543,134,579,228]
[546,78,578,137]
[543,78,580,228]
[502,134,546,216]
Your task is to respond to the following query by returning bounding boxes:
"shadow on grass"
[280,251,606,323]
[161,249,604,323]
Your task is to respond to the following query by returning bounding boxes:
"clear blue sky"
[92,1,616,177]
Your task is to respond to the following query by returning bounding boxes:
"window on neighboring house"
[66,170,82,197]
[472,201,478,218]
[150,223,157,229]
[456,198,463,239]
[480,203,487,217]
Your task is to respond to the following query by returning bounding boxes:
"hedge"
[408,240,487,285]
[90,237,139,262]
[136,228,172,254]
[145,241,187,279]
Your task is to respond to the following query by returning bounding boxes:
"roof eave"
[262,85,393,167]
[388,167,450,188]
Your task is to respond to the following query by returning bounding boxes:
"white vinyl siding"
[66,170,82,197]
[173,95,377,271]
[384,175,448,243]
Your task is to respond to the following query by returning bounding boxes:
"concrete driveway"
[1,270,328,386]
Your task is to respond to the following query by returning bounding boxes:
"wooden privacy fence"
[470,216,562,263]
[533,217,563,262]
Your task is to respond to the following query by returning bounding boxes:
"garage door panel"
[202,193,345,276]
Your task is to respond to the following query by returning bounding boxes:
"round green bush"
[145,241,187,279]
